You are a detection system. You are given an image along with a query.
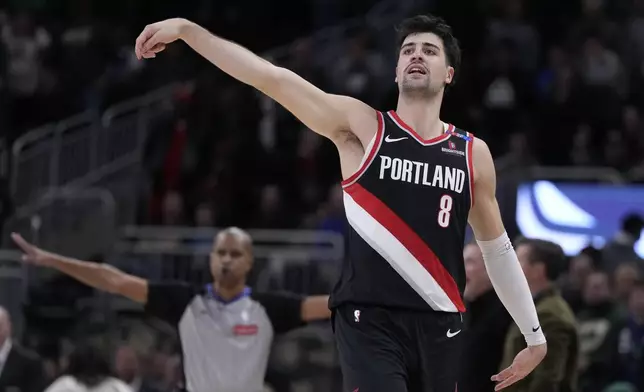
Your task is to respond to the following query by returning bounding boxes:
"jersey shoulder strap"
[448,126,474,141]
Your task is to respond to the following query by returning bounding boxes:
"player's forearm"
[47,255,123,294]
[477,233,546,346]
[179,20,277,90]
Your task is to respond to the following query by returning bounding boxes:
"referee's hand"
[491,343,547,391]
[11,233,54,267]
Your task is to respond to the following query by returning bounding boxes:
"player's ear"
[446,66,455,85]
[395,66,399,83]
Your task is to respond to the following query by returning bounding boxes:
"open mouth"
[407,65,427,75]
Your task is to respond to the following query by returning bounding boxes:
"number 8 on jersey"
[438,194,453,228]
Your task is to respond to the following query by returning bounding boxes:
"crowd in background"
[1,0,644,391]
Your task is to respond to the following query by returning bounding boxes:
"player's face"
[210,234,252,287]
[463,244,490,301]
[582,272,611,305]
[396,32,454,98]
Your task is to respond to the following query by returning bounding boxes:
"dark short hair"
[622,213,644,237]
[516,238,566,281]
[66,343,112,387]
[395,14,462,83]
[630,279,644,295]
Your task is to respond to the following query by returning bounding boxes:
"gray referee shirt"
[145,282,305,392]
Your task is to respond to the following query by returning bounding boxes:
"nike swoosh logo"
[532,326,541,332]
[385,135,408,143]
[446,329,461,338]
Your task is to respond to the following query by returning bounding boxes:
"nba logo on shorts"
[354,310,361,322]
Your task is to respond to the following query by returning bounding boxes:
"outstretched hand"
[11,233,55,267]
[135,18,188,59]
[492,343,547,391]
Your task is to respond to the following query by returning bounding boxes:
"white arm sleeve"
[477,232,546,346]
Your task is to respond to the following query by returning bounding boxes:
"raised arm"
[467,139,547,391]
[11,233,148,304]
[135,19,376,143]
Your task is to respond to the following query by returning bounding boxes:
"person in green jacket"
[500,238,579,392]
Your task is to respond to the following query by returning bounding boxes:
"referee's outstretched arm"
[11,233,149,304]
[10,232,332,322]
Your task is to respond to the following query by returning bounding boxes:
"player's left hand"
[135,18,188,59]
[491,343,547,391]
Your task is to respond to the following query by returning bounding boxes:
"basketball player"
[12,228,331,392]
[135,14,547,391]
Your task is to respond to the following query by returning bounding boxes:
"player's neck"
[395,94,444,139]
[213,281,247,301]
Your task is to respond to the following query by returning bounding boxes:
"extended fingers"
[135,25,157,59]
[11,232,33,253]
[495,374,520,391]
[491,365,514,382]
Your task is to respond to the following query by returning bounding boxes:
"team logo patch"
[233,324,258,336]
[441,139,465,156]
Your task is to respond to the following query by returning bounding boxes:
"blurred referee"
[11,227,332,392]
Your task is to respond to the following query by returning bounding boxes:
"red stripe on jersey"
[341,111,384,187]
[344,182,466,312]
[466,132,475,208]
[388,111,451,145]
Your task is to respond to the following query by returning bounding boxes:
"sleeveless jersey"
[329,110,475,313]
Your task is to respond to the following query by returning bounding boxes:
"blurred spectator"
[494,131,537,174]
[559,246,601,314]
[160,191,185,227]
[311,184,346,234]
[46,343,133,392]
[603,130,630,170]
[602,214,644,274]
[569,0,622,52]
[577,271,623,391]
[500,238,578,392]
[0,306,47,392]
[570,124,597,167]
[537,46,575,105]
[484,0,539,73]
[254,184,293,228]
[613,263,641,312]
[460,243,511,392]
[114,345,161,392]
[331,31,386,104]
[600,281,644,391]
[580,37,624,93]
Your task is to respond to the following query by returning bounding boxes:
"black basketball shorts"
[333,304,464,392]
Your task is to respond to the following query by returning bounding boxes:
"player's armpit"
[260,68,378,143]
[300,295,332,322]
[467,137,505,240]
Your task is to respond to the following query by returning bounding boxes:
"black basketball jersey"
[329,110,474,313]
